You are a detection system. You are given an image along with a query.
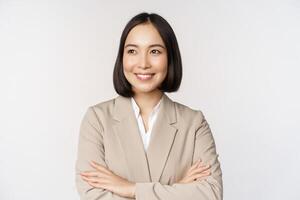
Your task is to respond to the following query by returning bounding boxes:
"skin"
[80,22,211,198]
[123,22,168,130]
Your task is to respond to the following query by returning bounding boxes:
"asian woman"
[75,12,223,200]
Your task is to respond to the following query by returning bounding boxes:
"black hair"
[113,12,182,97]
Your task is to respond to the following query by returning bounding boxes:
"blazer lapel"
[112,93,178,183]
[146,93,178,182]
[112,95,151,182]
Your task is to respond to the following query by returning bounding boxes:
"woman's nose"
[138,53,150,69]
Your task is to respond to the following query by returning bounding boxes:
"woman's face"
[123,23,168,95]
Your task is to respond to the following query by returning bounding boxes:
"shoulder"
[91,96,116,112]
[81,96,118,126]
[172,100,206,126]
[85,96,118,119]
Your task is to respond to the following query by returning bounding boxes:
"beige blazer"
[75,93,223,200]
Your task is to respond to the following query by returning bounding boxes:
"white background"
[0,0,299,199]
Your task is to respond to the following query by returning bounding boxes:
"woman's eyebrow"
[124,44,166,49]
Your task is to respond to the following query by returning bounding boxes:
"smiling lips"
[135,73,155,81]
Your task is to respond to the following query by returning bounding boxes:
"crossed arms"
[75,107,223,200]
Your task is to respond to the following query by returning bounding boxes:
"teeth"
[138,74,152,77]
[136,73,154,80]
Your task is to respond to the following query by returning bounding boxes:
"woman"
[75,12,223,200]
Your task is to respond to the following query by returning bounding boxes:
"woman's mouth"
[135,73,155,81]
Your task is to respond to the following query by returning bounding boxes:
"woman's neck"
[132,90,163,115]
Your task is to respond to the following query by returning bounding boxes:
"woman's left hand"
[80,160,136,199]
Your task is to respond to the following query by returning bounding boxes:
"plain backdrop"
[0,0,299,199]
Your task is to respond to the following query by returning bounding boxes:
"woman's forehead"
[124,24,165,47]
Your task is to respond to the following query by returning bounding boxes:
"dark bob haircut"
[113,12,182,97]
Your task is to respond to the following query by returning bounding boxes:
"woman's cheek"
[124,58,137,69]
[152,56,167,67]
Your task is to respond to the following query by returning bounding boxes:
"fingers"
[196,160,202,168]
[190,170,211,182]
[193,159,202,168]
[81,175,101,183]
[81,170,110,186]
[179,170,210,184]
[193,164,210,174]
[183,162,211,183]
[86,181,103,189]
[80,171,106,177]
[80,160,111,182]
[80,171,99,176]
[193,159,202,166]
[187,159,202,174]
[82,176,105,189]
[89,161,112,175]
[185,168,211,183]
[188,160,210,175]
[190,159,208,170]
[187,164,210,179]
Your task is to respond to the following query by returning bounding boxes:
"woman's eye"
[127,49,136,54]
[151,49,161,54]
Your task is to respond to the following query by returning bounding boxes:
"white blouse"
[130,96,163,151]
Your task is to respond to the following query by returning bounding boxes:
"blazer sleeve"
[135,110,223,200]
[75,107,133,200]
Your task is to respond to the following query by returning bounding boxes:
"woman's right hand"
[176,159,211,184]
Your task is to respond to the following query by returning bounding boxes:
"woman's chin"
[133,87,158,94]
